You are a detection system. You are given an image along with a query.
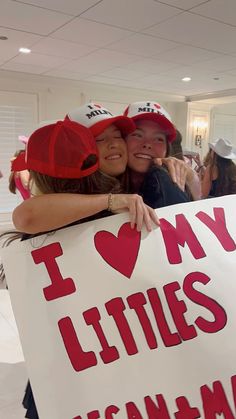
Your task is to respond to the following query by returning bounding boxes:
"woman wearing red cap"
[12,102,190,235]
[1,119,160,419]
[123,101,191,207]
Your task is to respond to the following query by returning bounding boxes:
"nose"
[107,136,119,148]
[142,139,152,149]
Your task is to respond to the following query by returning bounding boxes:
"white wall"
[0,70,184,124]
[211,102,236,116]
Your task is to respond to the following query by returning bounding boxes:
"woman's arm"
[13,193,159,234]
[185,167,201,200]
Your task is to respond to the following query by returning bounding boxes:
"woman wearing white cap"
[201,138,236,198]
[123,101,197,205]
[12,102,189,234]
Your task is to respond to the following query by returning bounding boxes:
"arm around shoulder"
[12,193,110,234]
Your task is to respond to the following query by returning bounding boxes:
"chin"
[132,164,151,174]
[106,166,126,177]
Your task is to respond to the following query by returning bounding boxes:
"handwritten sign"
[1,196,236,419]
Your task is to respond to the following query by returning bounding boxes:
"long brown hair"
[170,130,184,161]
[30,169,121,195]
[209,152,236,196]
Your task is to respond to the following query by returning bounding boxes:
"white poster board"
[1,196,236,419]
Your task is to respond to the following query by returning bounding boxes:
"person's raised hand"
[111,194,160,232]
[154,157,188,191]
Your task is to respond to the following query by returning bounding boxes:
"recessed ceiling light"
[0,36,8,41]
[182,77,191,82]
[19,47,31,54]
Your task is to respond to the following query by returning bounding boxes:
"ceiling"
[1,0,236,99]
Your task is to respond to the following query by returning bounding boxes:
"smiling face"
[126,119,167,173]
[95,124,128,176]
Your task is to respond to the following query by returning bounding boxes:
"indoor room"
[0,1,236,418]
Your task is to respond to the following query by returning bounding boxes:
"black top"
[140,165,189,208]
[209,179,218,198]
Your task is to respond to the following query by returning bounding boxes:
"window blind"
[0,92,38,222]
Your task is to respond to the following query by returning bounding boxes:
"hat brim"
[131,112,176,143]
[90,116,135,137]
[11,152,27,172]
[209,143,236,159]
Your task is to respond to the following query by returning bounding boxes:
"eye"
[131,131,143,139]
[155,136,165,143]
[95,137,105,143]
[113,129,122,138]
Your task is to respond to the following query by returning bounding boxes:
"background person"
[201,138,236,198]
[170,129,202,200]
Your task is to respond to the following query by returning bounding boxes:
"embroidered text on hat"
[67,102,135,138]
[123,101,176,143]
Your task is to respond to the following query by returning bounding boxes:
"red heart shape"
[94,222,141,278]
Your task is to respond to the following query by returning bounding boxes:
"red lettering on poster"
[58,316,97,372]
[144,394,171,418]
[105,405,120,418]
[126,402,143,418]
[147,288,181,347]
[183,272,227,333]
[160,214,206,264]
[196,207,236,252]
[83,307,119,363]
[105,298,138,355]
[174,397,200,418]
[127,293,157,349]
[164,282,197,341]
[31,242,76,301]
[201,380,235,418]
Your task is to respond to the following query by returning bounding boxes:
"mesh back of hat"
[26,120,99,178]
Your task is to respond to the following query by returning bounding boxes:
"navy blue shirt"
[139,165,189,208]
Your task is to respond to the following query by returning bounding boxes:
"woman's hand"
[111,194,160,232]
[154,157,188,191]
[185,166,201,200]
[154,157,202,200]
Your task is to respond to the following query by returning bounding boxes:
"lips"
[106,154,122,160]
[134,153,153,160]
